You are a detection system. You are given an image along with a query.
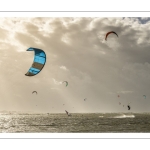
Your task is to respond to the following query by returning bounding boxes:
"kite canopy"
[32,91,37,94]
[65,110,71,116]
[63,81,68,87]
[65,110,69,115]
[105,31,118,41]
[143,95,146,99]
[25,47,46,76]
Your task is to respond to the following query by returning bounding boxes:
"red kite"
[105,31,118,41]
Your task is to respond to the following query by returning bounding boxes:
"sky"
[0,17,150,113]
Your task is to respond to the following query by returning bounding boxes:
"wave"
[113,114,135,118]
[99,116,104,118]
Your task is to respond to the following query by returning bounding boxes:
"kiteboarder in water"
[127,105,131,110]
[65,110,71,116]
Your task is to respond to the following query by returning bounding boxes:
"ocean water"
[0,113,150,133]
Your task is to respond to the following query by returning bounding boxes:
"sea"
[0,112,150,133]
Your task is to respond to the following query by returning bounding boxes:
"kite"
[25,47,46,76]
[105,31,118,41]
[32,91,37,94]
[63,81,68,87]
[143,95,146,99]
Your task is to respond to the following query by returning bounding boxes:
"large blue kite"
[25,47,46,76]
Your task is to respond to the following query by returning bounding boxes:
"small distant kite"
[143,95,146,99]
[63,81,68,87]
[118,95,120,98]
[32,91,37,94]
[25,47,46,76]
[84,98,86,101]
[105,31,118,41]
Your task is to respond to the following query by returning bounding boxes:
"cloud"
[52,78,62,85]
[50,88,60,90]
[117,91,134,94]
[0,17,150,113]
[60,66,68,71]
